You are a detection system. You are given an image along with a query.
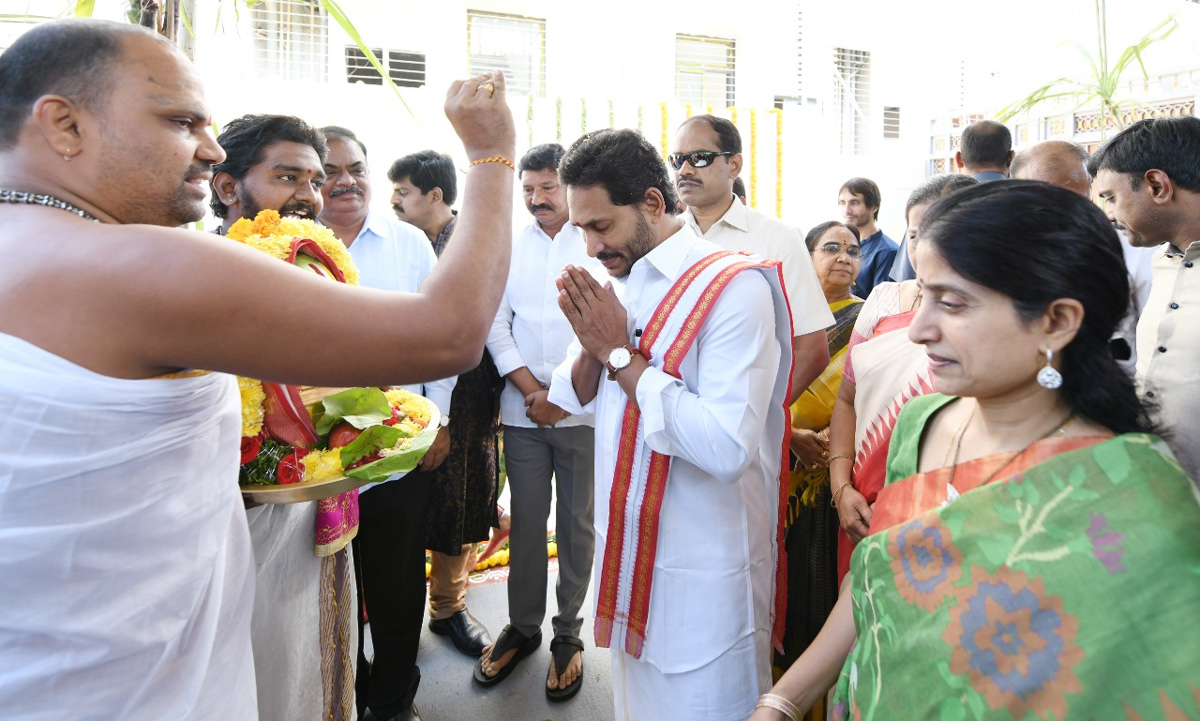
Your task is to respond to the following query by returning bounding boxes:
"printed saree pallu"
[833,394,1200,720]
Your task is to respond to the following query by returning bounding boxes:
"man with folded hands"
[548,129,793,720]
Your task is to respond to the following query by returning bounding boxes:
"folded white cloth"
[0,333,257,720]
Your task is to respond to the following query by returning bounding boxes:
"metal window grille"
[388,51,426,88]
[834,47,870,155]
[467,11,545,97]
[676,35,736,108]
[345,46,384,85]
[252,0,328,83]
[883,106,900,139]
[344,46,426,88]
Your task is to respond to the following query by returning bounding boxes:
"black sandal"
[545,635,584,701]
[472,625,542,687]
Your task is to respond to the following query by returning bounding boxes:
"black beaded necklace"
[0,189,100,222]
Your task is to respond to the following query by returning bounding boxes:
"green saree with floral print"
[832,394,1200,721]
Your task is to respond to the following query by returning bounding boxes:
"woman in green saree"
[777,222,863,682]
[751,182,1200,721]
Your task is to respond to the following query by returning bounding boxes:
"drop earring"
[1037,348,1063,389]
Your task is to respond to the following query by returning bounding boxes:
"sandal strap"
[549,635,584,672]
[490,624,532,659]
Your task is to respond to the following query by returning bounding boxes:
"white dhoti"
[610,630,770,721]
[0,333,256,720]
[247,501,357,721]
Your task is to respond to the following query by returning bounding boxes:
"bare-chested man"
[0,19,513,720]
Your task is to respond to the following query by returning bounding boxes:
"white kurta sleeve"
[485,290,527,377]
[633,270,779,484]
[547,340,597,415]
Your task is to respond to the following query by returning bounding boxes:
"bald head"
[1011,141,1091,197]
[0,20,174,148]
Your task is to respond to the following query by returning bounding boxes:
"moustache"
[330,186,364,198]
[677,175,702,186]
[529,203,555,213]
[596,251,621,261]
[392,204,404,214]
[280,201,317,217]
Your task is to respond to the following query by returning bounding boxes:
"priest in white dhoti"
[548,129,794,721]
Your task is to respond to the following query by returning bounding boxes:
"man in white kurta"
[548,129,793,721]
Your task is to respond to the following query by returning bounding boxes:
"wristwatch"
[438,415,450,428]
[605,344,639,381]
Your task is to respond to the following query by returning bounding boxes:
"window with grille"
[467,11,545,97]
[676,35,735,108]
[252,0,328,83]
[834,47,870,155]
[345,46,426,88]
[883,106,900,139]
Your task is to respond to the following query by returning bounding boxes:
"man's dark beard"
[597,210,656,279]
[236,187,316,220]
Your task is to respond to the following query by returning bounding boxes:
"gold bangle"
[756,693,801,721]
[469,155,516,171]
[830,480,853,507]
[826,453,854,464]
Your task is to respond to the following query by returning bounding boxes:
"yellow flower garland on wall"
[773,108,784,218]
[660,102,670,158]
[226,209,361,440]
[749,108,758,208]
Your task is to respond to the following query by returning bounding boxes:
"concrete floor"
[406,572,616,721]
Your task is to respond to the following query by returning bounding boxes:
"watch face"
[608,347,632,369]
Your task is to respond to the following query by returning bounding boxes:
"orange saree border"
[869,435,1109,535]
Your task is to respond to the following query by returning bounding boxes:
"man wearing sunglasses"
[671,115,833,405]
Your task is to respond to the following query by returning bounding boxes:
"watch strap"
[605,344,640,381]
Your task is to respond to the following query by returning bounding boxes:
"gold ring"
[480,82,495,94]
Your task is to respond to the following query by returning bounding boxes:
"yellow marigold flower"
[238,376,265,438]
[302,448,345,483]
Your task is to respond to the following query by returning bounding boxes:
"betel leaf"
[339,424,404,469]
[344,425,437,483]
[313,387,392,435]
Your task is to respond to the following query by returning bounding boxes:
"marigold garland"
[773,108,784,218]
[749,108,758,207]
[238,376,266,438]
[227,209,362,461]
[225,209,359,286]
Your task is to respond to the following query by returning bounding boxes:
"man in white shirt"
[672,115,832,404]
[1091,116,1200,481]
[319,128,454,721]
[548,129,793,720]
[478,143,599,700]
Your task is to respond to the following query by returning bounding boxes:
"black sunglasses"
[667,150,734,170]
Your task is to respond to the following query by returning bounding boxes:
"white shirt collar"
[633,222,698,283]
[681,193,746,235]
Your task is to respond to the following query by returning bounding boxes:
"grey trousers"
[503,424,595,639]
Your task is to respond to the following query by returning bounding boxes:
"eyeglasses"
[666,150,734,170]
[818,242,862,259]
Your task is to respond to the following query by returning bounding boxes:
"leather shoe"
[362,705,420,721]
[429,608,492,656]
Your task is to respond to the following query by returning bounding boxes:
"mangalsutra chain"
[0,189,99,222]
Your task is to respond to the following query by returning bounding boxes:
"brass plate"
[240,388,440,504]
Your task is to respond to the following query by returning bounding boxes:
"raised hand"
[444,71,515,161]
